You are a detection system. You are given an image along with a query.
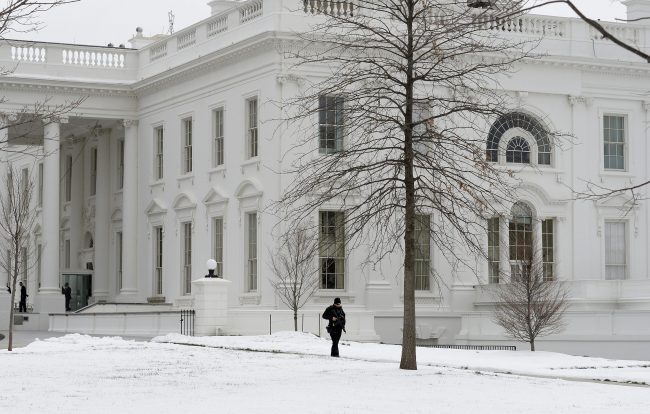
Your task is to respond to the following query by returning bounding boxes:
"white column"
[499,216,510,283]
[533,218,543,271]
[93,130,110,300]
[120,120,139,297]
[40,119,65,294]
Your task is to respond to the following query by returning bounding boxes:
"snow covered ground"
[1,332,649,414]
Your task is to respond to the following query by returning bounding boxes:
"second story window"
[65,156,72,202]
[117,140,124,190]
[90,147,97,196]
[155,126,164,180]
[319,95,344,154]
[213,108,225,167]
[183,118,193,174]
[247,98,258,159]
[603,115,626,171]
[38,163,43,207]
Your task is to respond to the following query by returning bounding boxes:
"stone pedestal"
[191,278,231,336]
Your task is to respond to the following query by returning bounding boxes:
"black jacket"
[20,285,28,301]
[323,305,346,331]
[62,286,72,299]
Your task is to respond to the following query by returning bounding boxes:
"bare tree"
[276,1,548,369]
[0,165,36,351]
[269,225,320,331]
[491,254,569,351]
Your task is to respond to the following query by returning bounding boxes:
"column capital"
[122,119,139,128]
[42,116,69,125]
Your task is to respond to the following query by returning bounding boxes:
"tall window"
[64,239,71,269]
[509,203,532,277]
[154,226,163,295]
[21,168,28,199]
[154,126,164,180]
[90,147,97,196]
[603,115,625,171]
[605,221,626,280]
[183,118,193,174]
[37,244,42,289]
[213,108,224,167]
[542,219,554,281]
[65,155,72,202]
[213,217,224,278]
[246,213,257,291]
[319,95,344,154]
[414,214,431,291]
[38,163,43,207]
[487,217,500,284]
[247,98,258,159]
[320,211,345,289]
[116,231,123,291]
[182,222,192,294]
[20,246,27,286]
[117,140,124,190]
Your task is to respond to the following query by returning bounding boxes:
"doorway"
[60,273,93,311]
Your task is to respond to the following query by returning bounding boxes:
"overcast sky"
[6,0,626,47]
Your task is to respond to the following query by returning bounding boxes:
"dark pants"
[19,300,27,313]
[65,297,71,311]
[330,329,342,357]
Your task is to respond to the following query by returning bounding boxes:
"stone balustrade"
[2,0,649,82]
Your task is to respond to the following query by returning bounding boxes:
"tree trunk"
[400,2,417,370]
[294,310,298,332]
[530,339,535,352]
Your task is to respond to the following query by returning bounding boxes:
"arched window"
[509,202,532,277]
[506,137,530,164]
[486,112,552,165]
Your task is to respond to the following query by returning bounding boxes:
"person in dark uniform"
[322,297,346,357]
[62,283,72,311]
[19,281,28,313]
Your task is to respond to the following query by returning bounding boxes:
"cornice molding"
[0,80,136,98]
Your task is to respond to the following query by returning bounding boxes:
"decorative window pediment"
[111,208,123,222]
[172,192,197,212]
[145,198,168,217]
[203,187,229,217]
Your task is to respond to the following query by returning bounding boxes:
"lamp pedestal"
[191,277,231,336]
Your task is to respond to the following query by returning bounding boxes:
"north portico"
[1,0,650,359]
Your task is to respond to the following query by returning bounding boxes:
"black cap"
[334,297,341,305]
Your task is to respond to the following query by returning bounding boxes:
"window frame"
[246,97,258,159]
[117,139,124,190]
[245,212,258,292]
[318,95,345,154]
[213,108,225,167]
[182,222,192,295]
[602,113,628,172]
[89,147,97,196]
[182,117,193,174]
[154,126,164,181]
[604,220,627,280]
[153,226,163,296]
[65,155,73,202]
[319,210,345,290]
[213,217,224,278]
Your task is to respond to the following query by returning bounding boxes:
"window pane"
[319,95,344,154]
[603,115,625,171]
[605,221,626,280]
[414,214,431,291]
[319,211,345,289]
[487,217,500,284]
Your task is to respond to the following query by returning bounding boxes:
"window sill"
[208,166,226,181]
[149,180,165,188]
[599,170,634,179]
[493,164,564,174]
[313,291,355,304]
[240,158,260,172]
[176,174,194,187]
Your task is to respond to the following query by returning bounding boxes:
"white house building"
[2,0,650,359]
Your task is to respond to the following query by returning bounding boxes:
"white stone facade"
[1,0,650,359]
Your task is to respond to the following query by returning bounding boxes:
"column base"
[365,280,394,310]
[115,289,140,303]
